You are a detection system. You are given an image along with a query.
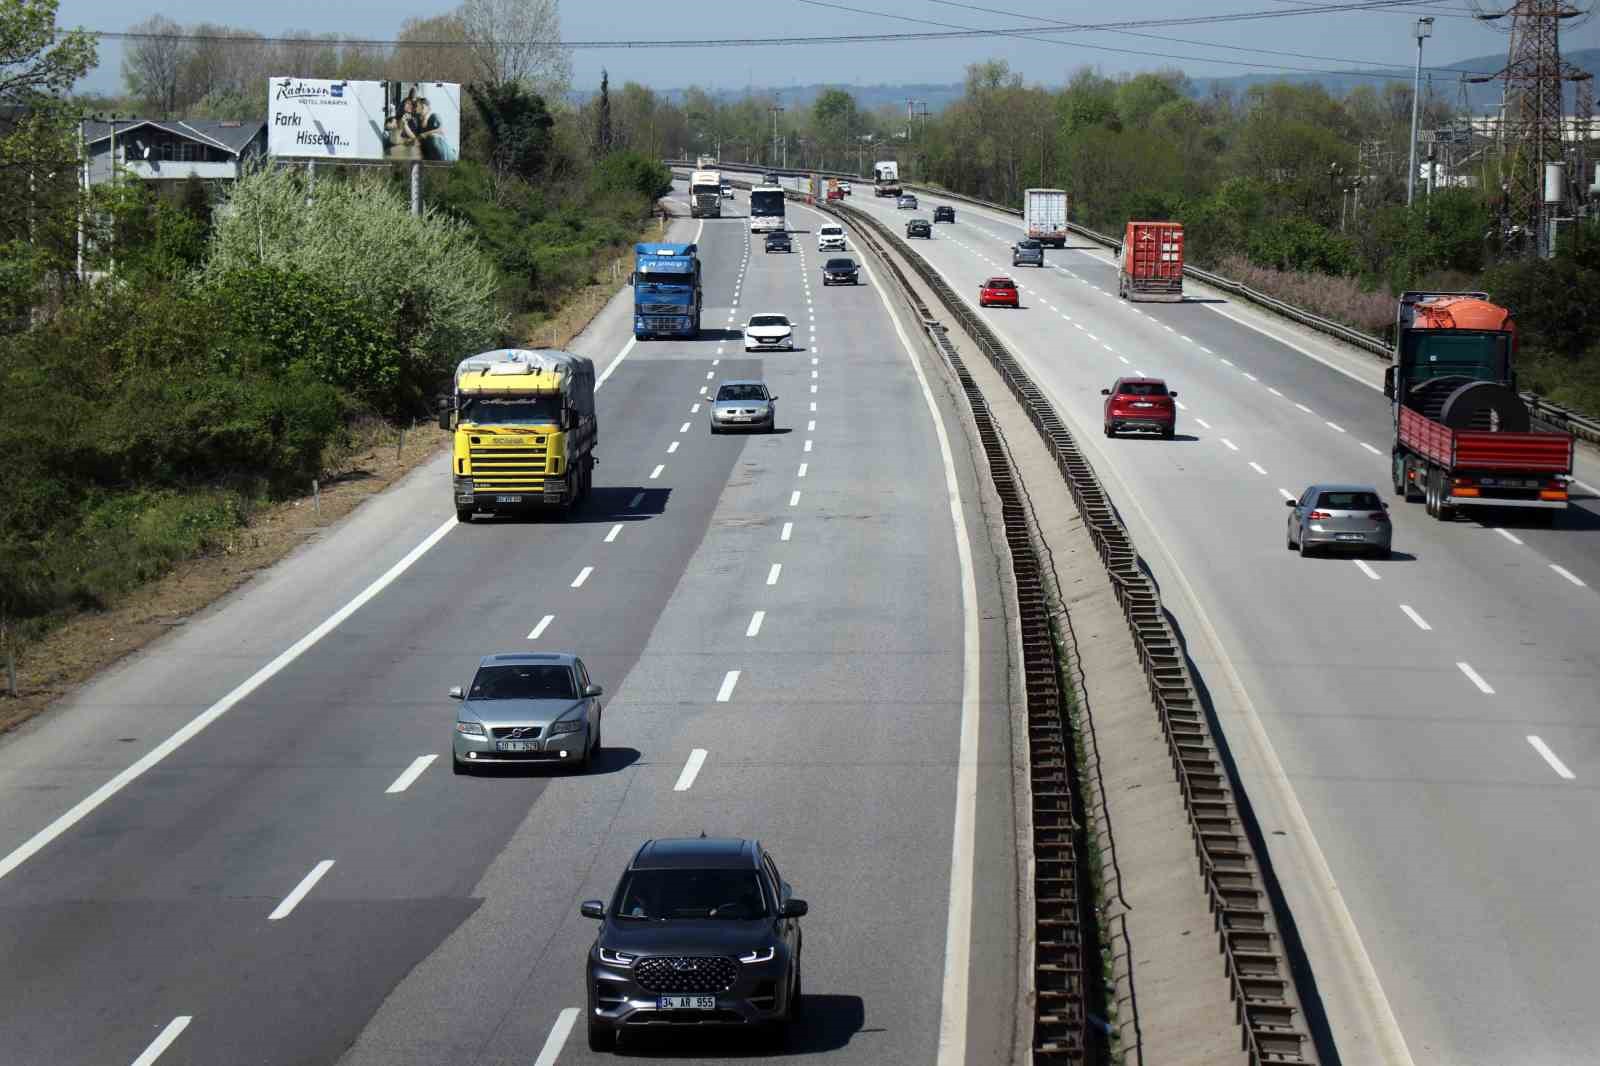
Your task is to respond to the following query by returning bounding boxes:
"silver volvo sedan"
[450,653,604,773]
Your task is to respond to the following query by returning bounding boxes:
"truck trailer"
[1118,221,1184,302]
[1023,188,1069,248]
[1385,290,1573,522]
[873,160,901,197]
[689,169,722,218]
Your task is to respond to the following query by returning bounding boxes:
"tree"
[469,81,555,181]
[461,0,572,95]
[122,15,185,117]
[597,68,612,156]
[390,13,477,85]
[810,88,859,169]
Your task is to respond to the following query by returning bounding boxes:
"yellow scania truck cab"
[440,349,598,521]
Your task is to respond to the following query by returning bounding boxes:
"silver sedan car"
[1285,484,1393,559]
[709,380,777,434]
[450,653,604,773]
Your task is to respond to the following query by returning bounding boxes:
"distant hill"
[574,48,1600,117]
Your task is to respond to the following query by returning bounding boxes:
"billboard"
[268,78,460,163]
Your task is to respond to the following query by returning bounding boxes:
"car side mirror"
[1284,499,1297,507]
[1382,365,1396,399]
[627,272,635,287]
[584,684,603,697]
[448,686,464,699]
[1100,388,1111,395]
[1168,390,1178,397]
[769,395,778,402]
[782,899,808,918]
[581,900,605,920]
[438,408,451,431]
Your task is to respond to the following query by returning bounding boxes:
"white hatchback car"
[743,313,795,351]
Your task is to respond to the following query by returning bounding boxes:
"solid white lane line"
[1361,442,1382,455]
[1457,662,1495,694]
[649,464,664,480]
[1295,403,1313,414]
[780,521,793,541]
[1221,438,1239,451]
[1575,478,1599,495]
[571,566,593,588]
[131,1017,192,1066]
[804,439,813,452]
[1550,564,1586,587]
[1249,461,1268,476]
[532,1008,579,1066]
[268,860,335,920]
[0,514,459,885]
[604,523,623,543]
[528,614,555,639]
[1399,605,1431,631]
[789,490,801,506]
[1278,488,1296,501]
[716,671,740,702]
[627,491,645,509]
[595,338,637,391]
[1354,559,1381,581]
[1196,418,1212,430]
[766,563,782,586]
[673,748,709,791]
[797,463,808,477]
[1326,421,1346,433]
[679,422,690,433]
[746,610,765,637]
[1495,528,1524,545]
[1527,736,1576,780]
[667,441,679,454]
[385,755,437,795]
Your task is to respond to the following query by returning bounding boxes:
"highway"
[844,187,1600,1066]
[0,183,1018,1066]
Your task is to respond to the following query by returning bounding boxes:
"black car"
[933,205,956,223]
[821,257,860,285]
[906,218,932,239]
[583,838,807,1052]
[764,231,793,253]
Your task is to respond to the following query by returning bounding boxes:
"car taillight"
[1368,512,1389,521]
[1308,510,1332,520]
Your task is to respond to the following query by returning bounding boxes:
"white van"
[817,224,847,252]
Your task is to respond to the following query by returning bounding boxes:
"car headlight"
[739,946,777,964]
[455,720,485,736]
[548,716,584,737]
[598,947,637,967]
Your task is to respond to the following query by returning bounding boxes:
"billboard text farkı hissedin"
[268,78,459,163]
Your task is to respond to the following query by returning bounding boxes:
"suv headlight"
[598,947,637,967]
[739,946,777,964]
[548,716,584,737]
[455,720,485,737]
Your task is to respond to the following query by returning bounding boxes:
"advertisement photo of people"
[383,82,460,163]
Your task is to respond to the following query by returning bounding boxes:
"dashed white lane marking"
[746,610,765,637]
[386,754,438,794]
[1575,478,1599,495]
[1360,442,1382,455]
[1268,387,1283,397]
[705,371,714,379]
[1196,418,1212,430]
[1102,344,1116,353]
[1220,439,1237,452]
[1176,401,1188,411]
[1354,559,1381,581]
[1135,370,1147,377]
[716,670,741,702]
[811,370,818,378]
[1162,324,1175,332]
[811,357,819,365]
[1243,372,1258,382]
[667,441,680,455]
[1325,421,1346,433]
[1551,564,1587,587]
[797,463,808,478]
[1527,736,1576,780]
[1295,403,1313,414]
[131,1016,192,1066]
[789,490,801,507]
[780,522,793,541]
[604,523,623,543]
[690,403,701,414]
[810,385,818,393]
[532,1008,579,1066]
[679,422,690,433]
[1249,461,1268,476]
[804,439,813,452]
[1495,528,1524,545]
[649,464,664,480]
[268,860,335,920]
[1199,345,1212,354]
[699,386,707,395]
[807,420,816,431]
[570,566,594,588]
[1219,358,1234,366]
[1086,333,1099,342]
[1180,335,1193,343]
[1399,605,1431,631]
[1118,356,1130,365]
[1072,322,1085,331]
[712,358,720,366]
[674,748,709,791]
[809,402,816,412]
[1278,488,1296,501]
[528,614,555,639]
[1456,661,1495,695]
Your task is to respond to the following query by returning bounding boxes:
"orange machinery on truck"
[1118,221,1183,302]
[1385,291,1573,522]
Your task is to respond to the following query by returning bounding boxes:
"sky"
[57,0,1600,97]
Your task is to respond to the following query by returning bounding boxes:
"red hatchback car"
[978,276,1019,308]
[1102,377,1177,438]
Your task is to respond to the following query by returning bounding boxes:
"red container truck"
[1118,221,1183,302]
[1385,291,1573,522]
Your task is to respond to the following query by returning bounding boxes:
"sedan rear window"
[614,868,769,920]
[1017,240,1040,249]
[985,278,1016,290]
[717,384,768,401]
[469,664,576,700]
[1316,491,1382,510]
[1118,382,1168,396]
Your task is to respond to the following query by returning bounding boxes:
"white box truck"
[873,161,901,197]
[1024,188,1069,248]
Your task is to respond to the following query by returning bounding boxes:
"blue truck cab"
[632,242,702,340]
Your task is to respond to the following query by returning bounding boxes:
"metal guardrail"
[677,160,1600,446]
[831,197,1317,1066]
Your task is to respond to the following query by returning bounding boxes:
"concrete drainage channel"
[829,199,1320,1066]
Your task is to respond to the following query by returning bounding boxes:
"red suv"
[1102,377,1177,438]
[978,276,1019,308]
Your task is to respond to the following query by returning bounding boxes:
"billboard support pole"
[410,160,421,216]
[306,159,315,205]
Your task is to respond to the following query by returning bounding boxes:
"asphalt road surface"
[848,187,1600,1066]
[0,183,1017,1066]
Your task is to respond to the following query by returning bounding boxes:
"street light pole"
[769,101,784,168]
[1406,16,1434,208]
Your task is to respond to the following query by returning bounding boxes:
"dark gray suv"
[582,837,807,1052]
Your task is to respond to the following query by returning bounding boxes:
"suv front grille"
[634,956,739,994]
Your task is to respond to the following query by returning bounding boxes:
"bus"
[749,184,787,234]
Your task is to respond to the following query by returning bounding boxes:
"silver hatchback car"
[709,380,777,434]
[450,653,604,773]
[1285,484,1393,559]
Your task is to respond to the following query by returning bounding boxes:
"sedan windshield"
[469,664,577,700]
[460,396,562,425]
[749,315,789,328]
[825,259,856,270]
[717,385,768,402]
[1316,490,1382,510]
[1117,382,1168,397]
[1017,240,1040,249]
[613,869,769,920]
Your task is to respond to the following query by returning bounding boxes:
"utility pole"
[769,98,784,168]
[1407,17,1434,207]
